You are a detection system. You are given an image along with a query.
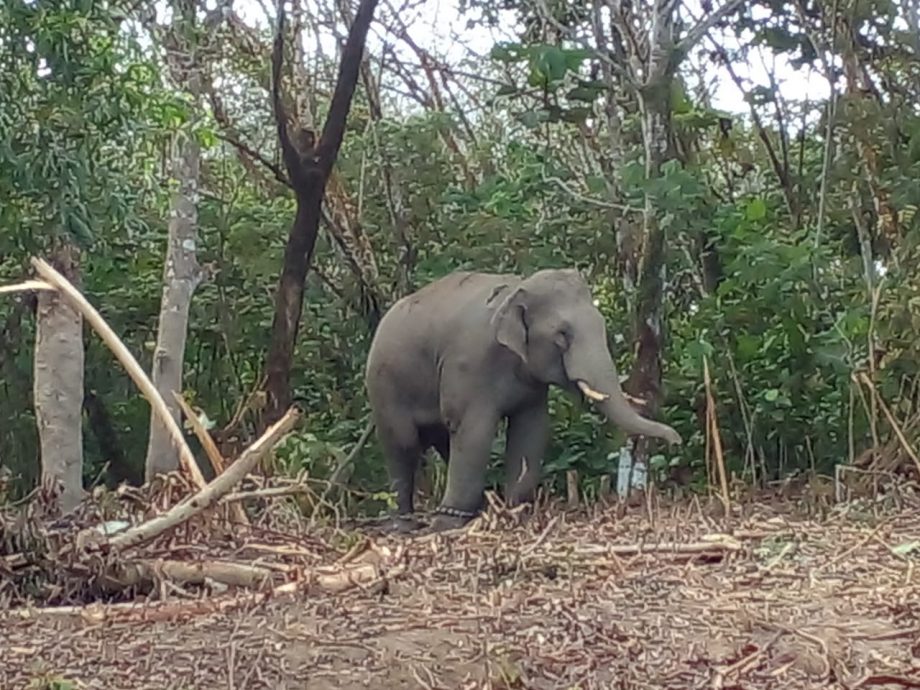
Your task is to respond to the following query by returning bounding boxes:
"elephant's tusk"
[577,380,609,402]
[624,392,647,406]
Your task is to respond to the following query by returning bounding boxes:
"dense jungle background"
[2,0,919,515]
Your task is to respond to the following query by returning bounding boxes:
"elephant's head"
[491,268,682,446]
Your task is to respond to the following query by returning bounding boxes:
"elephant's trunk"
[563,314,682,446]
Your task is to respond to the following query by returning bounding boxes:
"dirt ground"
[2,494,919,690]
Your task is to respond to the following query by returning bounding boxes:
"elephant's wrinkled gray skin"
[364,268,682,533]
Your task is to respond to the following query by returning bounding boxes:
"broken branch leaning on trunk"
[30,257,206,489]
[105,407,301,553]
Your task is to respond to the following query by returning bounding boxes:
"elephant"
[364,267,682,532]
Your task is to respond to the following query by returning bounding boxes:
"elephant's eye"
[554,327,571,351]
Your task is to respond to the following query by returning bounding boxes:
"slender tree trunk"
[263,192,324,420]
[262,0,380,424]
[600,0,742,496]
[145,0,203,480]
[34,241,84,512]
[627,79,672,409]
[622,3,677,474]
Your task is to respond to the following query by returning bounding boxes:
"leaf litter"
[2,479,919,690]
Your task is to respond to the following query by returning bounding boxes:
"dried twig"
[857,372,920,479]
[704,356,731,514]
[109,559,274,589]
[222,485,310,502]
[579,536,743,557]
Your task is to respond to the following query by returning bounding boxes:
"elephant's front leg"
[431,409,500,532]
[503,400,549,507]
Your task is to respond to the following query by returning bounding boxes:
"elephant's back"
[377,271,518,332]
[365,271,518,385]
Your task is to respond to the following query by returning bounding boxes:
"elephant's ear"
[491,287,528,362]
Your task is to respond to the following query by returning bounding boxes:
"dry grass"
[2,485,919,690]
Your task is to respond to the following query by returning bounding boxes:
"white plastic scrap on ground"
[616,447,647,497]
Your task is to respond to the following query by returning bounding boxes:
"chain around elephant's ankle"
[435,505,479,519]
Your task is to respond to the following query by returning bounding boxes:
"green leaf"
[764,389,780,402]
[736,334,760,360]
[686,339,714,359]
[490,42,521,62]
[759,27,800,53]
[527,45,568,86]
[196,126,219,149]
[562,47,592,71]
[746,198,767,221]
[577,79,609,90]
[892,541,920,556]
[567,86,599,102]
[518,110,550,128]
[560,107,592,124]
[543,46,568,82]
[671,79,692,115]
[495,83,517,97]
[585,175,607,194]
[527,67,546,88]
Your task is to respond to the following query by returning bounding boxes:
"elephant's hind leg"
[375,418,423,519]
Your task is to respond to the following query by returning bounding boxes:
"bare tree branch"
[215,131,292,188]
[271,3,301,182]
[676,0,746,54]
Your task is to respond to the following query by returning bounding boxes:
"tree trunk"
[261,0,381,424]
[600,0,743,497]
[33,241,84,513]
[263,191,324,419]
[144,0,203,480]
[621,3,677,480]
[627,77,672,412]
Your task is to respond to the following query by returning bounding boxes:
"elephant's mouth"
[576,380,609,402]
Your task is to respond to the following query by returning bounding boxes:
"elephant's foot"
[386,514,425,534]
[429,506,479,533]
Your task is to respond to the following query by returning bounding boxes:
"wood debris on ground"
[2,475,919,689]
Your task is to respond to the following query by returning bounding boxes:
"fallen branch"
[222,484,310,502]
[30,257,206,488]
[10,581,308,624]
[854,675,920,689]
[712,631,782,684]
[106,407,301,552]
[310,546,406,593]
[11,544,405,622]
[0,279,55,294]
[108,558,274,589]
[579,536,743,558]
[817,514,898,572]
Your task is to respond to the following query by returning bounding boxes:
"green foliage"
[0,0,179,488]
[2,0,920,515]
[0,0,178,253]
